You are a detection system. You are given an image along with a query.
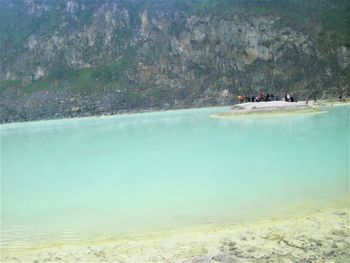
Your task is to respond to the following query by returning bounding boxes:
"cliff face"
[1,0,349,122]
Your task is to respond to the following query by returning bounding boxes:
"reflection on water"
[1,106,349,249]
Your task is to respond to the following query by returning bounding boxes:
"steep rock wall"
[0,0,349,122]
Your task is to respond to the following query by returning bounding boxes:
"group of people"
[237,90,296,103]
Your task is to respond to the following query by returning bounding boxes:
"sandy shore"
[2,207,349,263]
[211,101,325,118]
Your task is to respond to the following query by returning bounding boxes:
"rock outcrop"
[1,0,349,122]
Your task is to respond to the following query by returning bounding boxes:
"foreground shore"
[2,207,349,263]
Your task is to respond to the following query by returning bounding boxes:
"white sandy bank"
[210,101,323,118]
[231,101,315,111]
[1,207,349,263]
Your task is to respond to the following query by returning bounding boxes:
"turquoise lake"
[1,106,349,249]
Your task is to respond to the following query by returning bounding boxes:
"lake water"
[1,106,349,249]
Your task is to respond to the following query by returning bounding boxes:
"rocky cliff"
[1,0,349,122]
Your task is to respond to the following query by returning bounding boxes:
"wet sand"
[2,207,349,262]
[317,100,350,107]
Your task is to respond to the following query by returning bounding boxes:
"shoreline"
[0,105,230,127]
[0,104,231,125]
[211,101,323,119]
[210,109,328,119]
[318,100,350,106]
[2,206,349,262]
[1,99,349,125]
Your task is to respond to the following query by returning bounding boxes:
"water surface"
[1,106,349,249]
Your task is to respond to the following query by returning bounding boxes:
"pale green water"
[1,106,349,249]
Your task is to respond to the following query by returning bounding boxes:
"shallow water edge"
[2,204,349,262]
